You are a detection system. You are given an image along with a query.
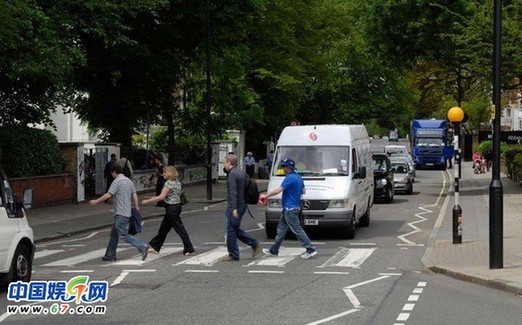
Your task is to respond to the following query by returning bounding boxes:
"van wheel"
[266,225,276,239]
[342,213,356,239]
[359,205,370,228]
[8,245,32,283]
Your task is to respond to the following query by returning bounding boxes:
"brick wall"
[10,174,76,208]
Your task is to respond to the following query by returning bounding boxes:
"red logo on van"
[309,132,318,141]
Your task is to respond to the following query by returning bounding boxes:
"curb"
[428,265,522,296]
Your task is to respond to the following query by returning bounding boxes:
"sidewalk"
[422,160,522,295]
[26,166,522,295]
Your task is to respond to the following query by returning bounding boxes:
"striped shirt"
[108,174,136,217]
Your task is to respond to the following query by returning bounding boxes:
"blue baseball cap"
[280,158,296,169]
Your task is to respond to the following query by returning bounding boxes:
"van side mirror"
[22,188,33,210]
[353,166,367,179]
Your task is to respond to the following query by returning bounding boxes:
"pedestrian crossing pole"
[448,107,464,244]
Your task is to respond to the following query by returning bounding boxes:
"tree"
[0,0,82,127]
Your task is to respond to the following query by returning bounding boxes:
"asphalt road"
[1,164,522,324]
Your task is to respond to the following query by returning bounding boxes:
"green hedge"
[0,127,66,177]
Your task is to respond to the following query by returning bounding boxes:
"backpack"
[244,175,259,205]
[122,159,132,178]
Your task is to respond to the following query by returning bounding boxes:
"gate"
[83,147,108,198]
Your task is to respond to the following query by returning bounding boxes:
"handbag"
[180,190,190,205]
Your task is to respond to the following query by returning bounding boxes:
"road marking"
[396,313,410,321]
[248,270,285,274]
[35,249,65,259]
[60,270,94,273]
[44,231,101,246]
[314,271,350,275]
[394,281,427,324]
[174,246,229,266]
[111,271,129,286]
[184,270,219,273]
[403,303,415,311]
[305,309,359,325]
[317,248,376,268]
[42,248,130,266]
[62,244,85,247]
[349,242,377,246]
[379,273,402,276]
[397,206,429,246]
[246,247,305,267]
[112,247,184,266]
[408,295,419,301]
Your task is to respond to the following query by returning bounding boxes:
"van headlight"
[398,177,409,183]
[328,199,349,209]
[268,199,282,208]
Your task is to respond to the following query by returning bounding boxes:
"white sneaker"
[301,250,317,259]
[262,248,277,256]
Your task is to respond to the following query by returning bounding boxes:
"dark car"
[372,153,394,203]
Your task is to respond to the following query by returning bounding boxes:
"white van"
[265,124,374,239]
[0,164,34,287]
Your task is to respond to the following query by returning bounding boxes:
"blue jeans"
[105,215,147,258]
[269,209,315,255]
[226,205,260,260]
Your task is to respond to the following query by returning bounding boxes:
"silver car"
[389,156,415,182]
[391,162,413,194]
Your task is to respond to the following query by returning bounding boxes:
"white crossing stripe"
[42,248,128,266]
[174,246,229,266]
[246,247,305,267]
[35,249,65,259]
[112,247,184,266]
[317,248,376,268]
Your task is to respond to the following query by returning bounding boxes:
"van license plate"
[304,219,318,226]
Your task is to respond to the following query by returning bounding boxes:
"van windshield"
[273,146,350,176]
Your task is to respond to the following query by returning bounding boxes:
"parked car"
[391,161,414,194]
[372,153,394,203]
[390,156,415,183]
[0,164,34,288]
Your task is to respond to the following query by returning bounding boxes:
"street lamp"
[490,0,503,269]
[448,106,464,244]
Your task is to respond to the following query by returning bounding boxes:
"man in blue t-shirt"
[259,158,317,259]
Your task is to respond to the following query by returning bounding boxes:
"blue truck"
[410,119,454,169]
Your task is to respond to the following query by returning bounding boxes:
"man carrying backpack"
[221,154,262,261]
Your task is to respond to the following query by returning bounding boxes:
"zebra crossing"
[35,244,379,270]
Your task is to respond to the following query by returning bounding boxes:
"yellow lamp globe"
[448,106,464,123]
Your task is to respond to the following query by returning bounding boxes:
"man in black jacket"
[221,154,262,261]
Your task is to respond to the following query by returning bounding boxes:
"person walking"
[153,156,166,207]
[266,150,274,177]
[89,163,148,262]
[141,165,195,256]
[244,152,256,178]
[259,158,317,259]
[222,154,262,261]
[104,153,118,193]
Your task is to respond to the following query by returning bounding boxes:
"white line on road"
[247,270,285,274]
[35,249,65,259]
[60,270,94,273]
[306,309,359,325]
[314,271,350,275]
[318,248,376,269]
[111,271,129,286]
[184,270,219,273]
